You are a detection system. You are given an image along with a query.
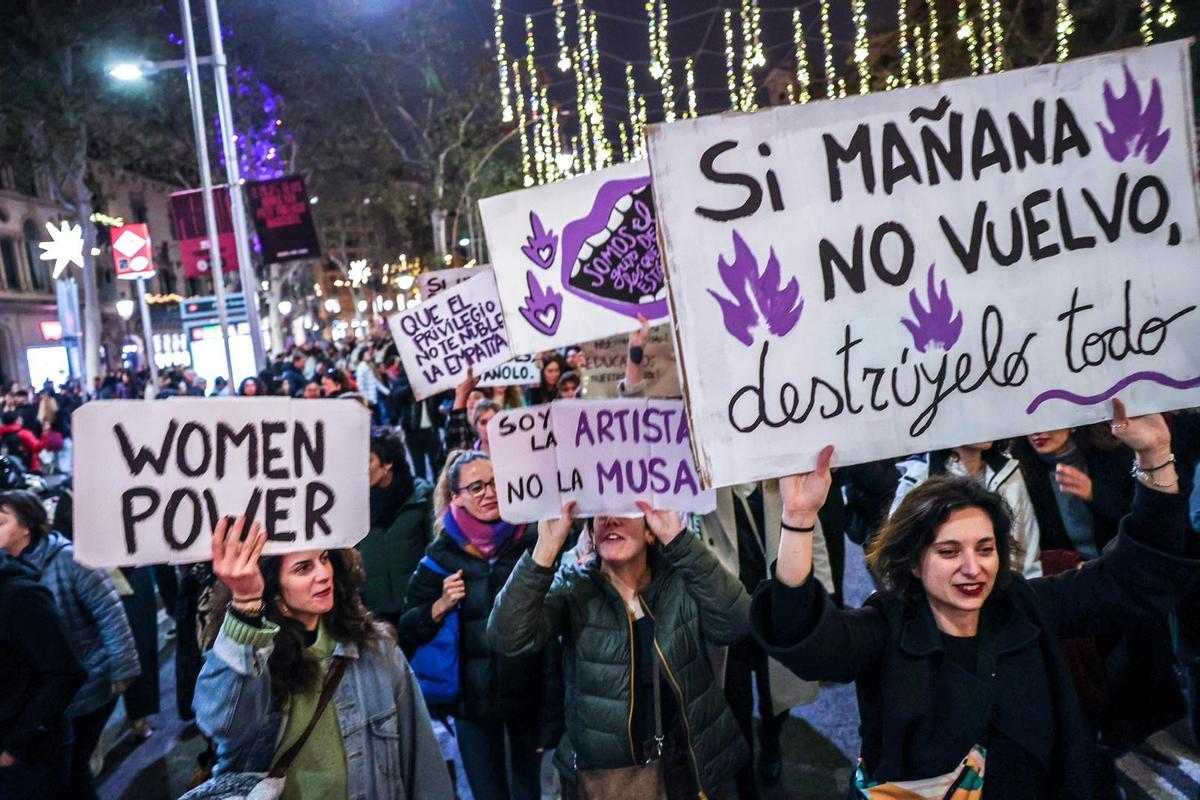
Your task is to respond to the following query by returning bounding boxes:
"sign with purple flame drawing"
[647,42,1200,488]
[479,160,670,355]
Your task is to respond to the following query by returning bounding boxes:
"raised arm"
[487,503,575,657]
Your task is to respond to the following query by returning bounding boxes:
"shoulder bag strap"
[268,657,348,778]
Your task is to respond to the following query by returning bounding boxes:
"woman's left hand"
[635,502,684,545]
[1109,398,1171,460]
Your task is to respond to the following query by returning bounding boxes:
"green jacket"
[487,531,750,795]
[358,479,434,617]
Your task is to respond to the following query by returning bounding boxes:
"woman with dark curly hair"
[750,401,1199,799]
[192,517,452,800]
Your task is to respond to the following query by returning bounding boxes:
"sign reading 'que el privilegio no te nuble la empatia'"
[648,42,1200,489]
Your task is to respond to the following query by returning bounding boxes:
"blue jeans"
[455,715,541,800]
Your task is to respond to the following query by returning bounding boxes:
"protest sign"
[646,42,1200,488]
[479,354,539,387]
[479,160,669,355]
[389,268,512,400]
[246,175,321,262]
[580,325,680,398]
[419,265,489,299]
[488,399,715,522]
[72,399,369,568]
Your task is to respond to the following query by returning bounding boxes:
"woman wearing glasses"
[400,449,560,800]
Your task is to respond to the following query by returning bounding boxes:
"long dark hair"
[538,354,569,401]
[255,549,382,703]
[866,475,1016,601]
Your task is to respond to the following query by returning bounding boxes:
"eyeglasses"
[455,479,496,499]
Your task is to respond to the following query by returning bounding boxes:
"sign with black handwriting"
[73,399,369,568]
[488,399,715,523]
[647,42,1200,487]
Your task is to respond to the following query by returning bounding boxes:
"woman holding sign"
[487,500,751,799]
[401,449,561,800]
[751,400,1198,798]
[191,518,452,800]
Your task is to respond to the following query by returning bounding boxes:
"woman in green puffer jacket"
[487,500,750,799]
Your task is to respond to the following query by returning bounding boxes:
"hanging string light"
[493,0,512,122]
[636,94,649,159]
[625,62,639,144]
[724,9,738,109]
[524,15,546,184]
[738,1,753,110]
[618,122,631,162]
[512,61,532,186]
[539,83,556,181]
[989,0,1004,70]
[897,0,911,86]
[957,0,980,75]
[657,1,676,121]
[572,22,593,172]
[685,56,698,118]
[929,0,941,81]
[1055,0,1074,60]
[554,0,570,72]
[914,24,926,83]
[792,8,811,103]
[1158,0,1177,28]
[647,1,661,79]
[980,0,993,73]
[551,105,568,178]
[821,0,836,98]
[587,10,610,167]
[853,0,869,94]
[1140,0,1154,44]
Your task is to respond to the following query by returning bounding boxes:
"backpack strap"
[419,555,451,577]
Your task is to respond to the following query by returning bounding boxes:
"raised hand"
[211,516,267,602]
[1109,398,1171,459]
[453,367,480,410]
[629,314,651,350]
[779,445,835,526]
[635,501,684,546]
[533,501,577,568]
[431,570,466,622]
[1055,464,1093,502]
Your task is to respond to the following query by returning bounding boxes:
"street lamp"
[115,299,136,320]
[277,300,293,316]
[397,274,415,291]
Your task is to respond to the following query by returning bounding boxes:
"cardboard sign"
[478,354,539,387]
[647,42,1200,488]
[169,186,239,278]
[580,325,681,398]
[419,265,489,300]
[246,175,321,262]
[72,399,370,568]
[479,160,669,355]
[488,399,715,522]
[389,268,512,400]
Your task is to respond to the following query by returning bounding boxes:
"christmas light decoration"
[853,0,870,94]
[1140,0,1154,44]
[39,220,84,279]
[821,0,836,98]
[1055,0,1074,61]
[493,0,512,122]
[524,15,546,184]
[648,0,675,121]
[513,60,533,186]
[898,0,911,86]
[554,0,570,72]
[980,0,993,72]
[586,9,609,169]
[1158,0,1177,28]
[989,0,1004,69]
[348,259,371,286]
[739,0,762,110]
[957,0,980,75]
[572,32,592,172]
[929,0,941,81]
[913,24,925,83]
[792,9,811,103]
[618,121,631,162]
[724,9,738,109]
[685,57,698,117]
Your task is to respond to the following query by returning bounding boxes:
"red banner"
[109,223,156,280]
[169,186,239,279]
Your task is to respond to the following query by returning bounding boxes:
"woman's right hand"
[431,570,466,622]
[212,516,267,601]
[533,501,577,568]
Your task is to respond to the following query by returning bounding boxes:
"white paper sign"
[647,42,1200,488]
[488,399,715,523]
[389,268,512,400]
[72,399,370,568]
[419,265,490,300]
[580,325,681,398]
[479,160,669,355]
[478,354,540,387]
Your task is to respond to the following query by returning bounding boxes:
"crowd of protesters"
[2,312,1199,800]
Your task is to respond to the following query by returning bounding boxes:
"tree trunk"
[431,207,449,260]
[73,174,102,390]
[268,261,285,353]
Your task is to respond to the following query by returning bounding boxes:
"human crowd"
[2,316,1199,800]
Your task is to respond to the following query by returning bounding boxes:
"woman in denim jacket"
[193,516,452,800]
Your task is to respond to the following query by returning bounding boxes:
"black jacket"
[752,484,1198,799]
[400,530,560,741]
[0,555,85,764]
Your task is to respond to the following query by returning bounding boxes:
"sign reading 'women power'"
[73,400,370,568]
[648,42,1200,488]
[488,399,715,523]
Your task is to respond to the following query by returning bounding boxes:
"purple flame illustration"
[901,264,963,353]
[518,270,563,336]
[707,230,804,347]
[520,211,558,270]
[1097,66,1170,164]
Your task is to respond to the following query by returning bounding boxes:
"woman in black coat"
[751,401,1197,799]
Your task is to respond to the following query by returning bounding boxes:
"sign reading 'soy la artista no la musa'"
[648,42,1200,488]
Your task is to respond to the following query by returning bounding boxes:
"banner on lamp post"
[109,223,157,280]
[170,186,239,279]
[246,175,322,263]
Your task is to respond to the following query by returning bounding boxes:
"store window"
[0,239,21,290]
[22,220,49,292]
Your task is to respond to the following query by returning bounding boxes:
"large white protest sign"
[478,354,539,387]
[73,399,369,568]
[647,42,1200,488]
[580,325,681,399]
[488,399,715,522]
[419,265,490,300]
[389,268,512,400]
[479,160,669,355]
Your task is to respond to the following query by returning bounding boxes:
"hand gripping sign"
[72,399,369,568]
